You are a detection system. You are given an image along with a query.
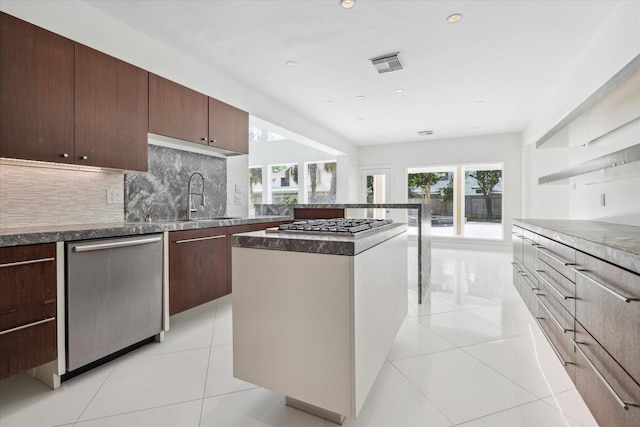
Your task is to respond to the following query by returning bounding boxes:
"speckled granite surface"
[232,223,408,256]
[514,219,640,273]
[0,216,291,247]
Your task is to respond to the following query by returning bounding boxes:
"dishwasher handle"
[73,236,162,252]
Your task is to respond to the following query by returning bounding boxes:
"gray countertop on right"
[514,219,640,273]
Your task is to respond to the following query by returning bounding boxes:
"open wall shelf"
[538,143,640,185]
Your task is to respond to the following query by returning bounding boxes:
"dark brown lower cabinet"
[0,243,57,380]
[169,228,228,315]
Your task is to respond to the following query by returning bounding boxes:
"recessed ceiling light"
[339,0,356,9]
[357,117,365,121]
[476,100,487,106]
[395,88,404,93]
[285,61,297,67]
[326,100,334,105]
[356,95,365,100]
[418,130,433,136]
[447,13,462,24]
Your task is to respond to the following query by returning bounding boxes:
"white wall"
[359,133,522,248]
[523,1,640,225]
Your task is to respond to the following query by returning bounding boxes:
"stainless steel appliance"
[66,234,163,372]
[271,218,393,235]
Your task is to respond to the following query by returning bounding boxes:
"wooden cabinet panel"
[74,44,149,171]
[294,208,345,220]
[535,264,576,316]
[536,235,576,282]
[575,252,640,383]
[208,97,249,154]
[0,304,57,380]
[0,243,57,380]
[0,243,56,314]
[512,226,524,264]
[169,228,228,315]
[574,322,640,427]
[0,12,74,164]
[536,300,576,381]
[149,74,208,145]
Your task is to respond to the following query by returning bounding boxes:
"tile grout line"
[198,298,220,424]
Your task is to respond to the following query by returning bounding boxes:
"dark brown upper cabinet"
[0,12,75,164]
[75,44,149,171]
[209,97,249,154]
[149,73,209,145]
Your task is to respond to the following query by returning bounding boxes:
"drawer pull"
[523,238,540,246]
[570,337,633,410]
[521,274,539,291]
[536,270,574,300]
[535,318,570,367]
[176,235,226,244]
[0,317,55,336]
[74,236,162,252]
[536,247,575,266]
[0,257,55,268]
[537,298,571,333]
[572,268,637,303]
[512,232,523,238]
[510,262,523,273]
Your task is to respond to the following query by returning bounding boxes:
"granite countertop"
[514,219,640,273]
[0,216,292,248]
[231,223,408,256]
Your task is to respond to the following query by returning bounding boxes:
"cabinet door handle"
[175,235,226,244]
[61,153,69,158]
[512,232,523,238]
[0,317,55,336]
[0,257,55,268]
[537,297,571,333]
[201,137,207,141]
[523,238,539,246]
[521,273,539,291]
[80,155,88,160]
[570,337,633,410]
[535,318,571,367]
[571,268,636,303]
[210,139,216,143]
[536,270,574,300]
[510,262,523,273]
[536,247,574,266]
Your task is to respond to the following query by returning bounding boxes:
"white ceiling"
[83,0,619,146]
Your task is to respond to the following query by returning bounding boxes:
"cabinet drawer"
[575,252,640,383]
[536,235,576,282]
[536,300,575,381]
[0,303,57,380]
[574,322,640,427]
[513,263,537,311]
[0,243,56,314]
[536,290,574,334]
[522,230,539,272]
[512,226,524,264]
[536,263,576,316]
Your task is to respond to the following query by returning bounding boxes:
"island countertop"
[0,216,291,248]
[232,223,408,256]
[514,219,640,273]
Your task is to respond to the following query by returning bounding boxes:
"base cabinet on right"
[512,221,640,427]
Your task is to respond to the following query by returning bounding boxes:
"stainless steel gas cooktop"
[269,218,393,235]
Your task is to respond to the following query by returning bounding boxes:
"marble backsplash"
[125,144,227,221]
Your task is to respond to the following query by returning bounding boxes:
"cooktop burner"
[272,218,393,235]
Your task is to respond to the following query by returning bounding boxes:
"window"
[408,163,503,239]
[248,167,262,215]
[305,161,337,203]
[270,164,298,204]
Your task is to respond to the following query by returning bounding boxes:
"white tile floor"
[0,245,599,427]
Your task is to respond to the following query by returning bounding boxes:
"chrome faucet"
[187,172,206,220]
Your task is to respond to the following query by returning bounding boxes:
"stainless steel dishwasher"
[66,234,163,372]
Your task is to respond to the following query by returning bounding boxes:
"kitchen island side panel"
[232,247,354,416]
[353,232,407,415]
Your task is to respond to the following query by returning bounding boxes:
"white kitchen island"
[231,221,407,424]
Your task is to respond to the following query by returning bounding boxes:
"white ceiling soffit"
[83,0,618,146]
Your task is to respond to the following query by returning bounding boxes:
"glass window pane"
[270,164,298,204]
[306,161,337,203]
[248,167,262,215]
[463,167,503,239]
[408,168,455,237]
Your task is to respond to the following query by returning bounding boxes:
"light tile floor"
[0,245,599,427]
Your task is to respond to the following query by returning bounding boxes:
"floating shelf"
[536,54,640,149]
[538,143,640,185]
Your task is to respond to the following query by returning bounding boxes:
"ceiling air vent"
[370,52,403,74]
[418,130,433,136]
